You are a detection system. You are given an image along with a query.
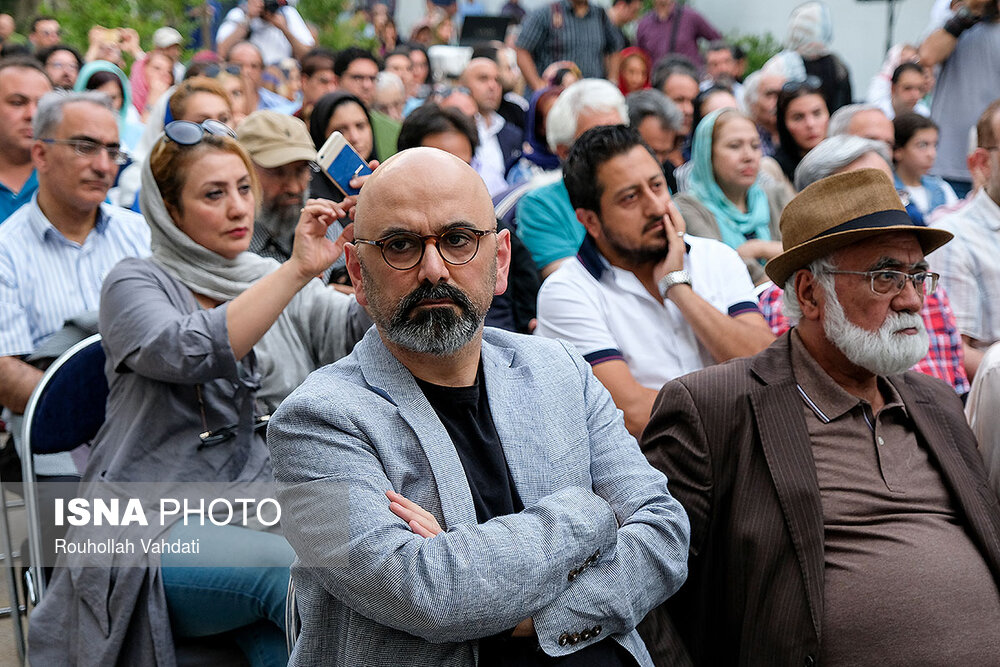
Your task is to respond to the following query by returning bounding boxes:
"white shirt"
[534,234,759,389]
[966,341,1000,496]
[474,112,508,198]
[931,190,1000,344]
[216,5,314,65]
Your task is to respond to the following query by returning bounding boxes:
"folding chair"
[20,333,107,606]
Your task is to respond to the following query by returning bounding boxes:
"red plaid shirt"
[758,284,969,394]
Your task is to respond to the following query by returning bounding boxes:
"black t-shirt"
[416,367,634,667]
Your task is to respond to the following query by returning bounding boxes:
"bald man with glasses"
[267,147,690,667]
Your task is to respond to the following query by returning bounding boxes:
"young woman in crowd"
[308,90,377,201]
[73,59,144,152]
[617,46,651,95]
[507,85,562,185]
[893,112,957,224]
[674,108,791,285]
[31,121,358,665]
[773,76,829,183]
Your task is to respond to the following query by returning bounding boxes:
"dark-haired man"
[536,125,773,436]
[36,44,81,89]
[334,46,400,159]
[296,47,338,126]
[0,58,51,221]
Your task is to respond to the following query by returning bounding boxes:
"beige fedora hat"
[765,168,953,286]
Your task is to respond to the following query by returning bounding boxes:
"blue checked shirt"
[0,196,151,357]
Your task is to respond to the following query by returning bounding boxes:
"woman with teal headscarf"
[73,60,145,152]
[673,107,792,284]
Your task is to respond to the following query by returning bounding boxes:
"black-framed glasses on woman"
[164,119,237,145]
[353,227,497,270]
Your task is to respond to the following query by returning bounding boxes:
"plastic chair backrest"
[22,334,107,456]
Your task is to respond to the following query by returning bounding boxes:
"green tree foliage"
[297,0,376,51]
[728,30,783,74]
[40,0,192,59]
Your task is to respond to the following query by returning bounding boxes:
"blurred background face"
[410,50,430,86]
[784,93,828,152]
[45,49,79,89]
[891,70,926,116]
[751,74,784,130]
[31,19,60,48]
[705,48,736,82]
[711,115,761,193]
[326,101,373,159]
[96,80,124,111]
[894,127,938,176]
[338,58,378,107]
[620,55,648,94]
[663,73,698,136]
[463,59,502,116]
[385,54,415,96]
[179,92,233,126]
[421,130,474,164]
[637,116,676,165]
[229,43,264,88]
[302,67,336,107]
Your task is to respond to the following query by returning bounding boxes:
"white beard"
[822,289,929,376]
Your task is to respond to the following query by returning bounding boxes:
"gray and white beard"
[257,200,302,247]
[822,288,929,376]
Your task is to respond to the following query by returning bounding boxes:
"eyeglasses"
[203,63,242,78]
[826,269,939,296]
[164,119,237,145]
[781,75,823,95]
[199,415,270,449]
[39,138,129,165]
[354,228,497,270]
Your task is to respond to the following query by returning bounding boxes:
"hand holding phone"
[316,131,374,198]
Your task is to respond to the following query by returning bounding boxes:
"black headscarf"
[309,91,379,202]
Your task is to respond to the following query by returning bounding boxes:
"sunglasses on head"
[163,119,237,146]
[781,75,823,95]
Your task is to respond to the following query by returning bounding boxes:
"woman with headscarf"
[782,0,852,113]
[308,91,378,202]
[673,108,791,284]
[617,47,652,96]
[29,120,363,665]
[74,60,145,153]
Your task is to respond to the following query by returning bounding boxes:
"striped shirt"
[515,0,623,80]
[0,197,151,357]
[931,190,1000,345]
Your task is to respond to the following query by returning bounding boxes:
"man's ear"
[494,227,512,297]
[345,243,368,306]
[576,208,602,239]
[794,269,824,321]
[31,141,47,173]
[968,147,991,189]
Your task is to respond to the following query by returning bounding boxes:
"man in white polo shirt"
[536,125,774,436]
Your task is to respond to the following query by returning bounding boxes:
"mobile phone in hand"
[316,131,373,197]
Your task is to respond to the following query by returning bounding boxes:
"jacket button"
[558,633,570,646]
[592,625,602,636]
[569,633,581,645]
[567,569,578,582]
[581,630,592,640]
[804,656,816,667]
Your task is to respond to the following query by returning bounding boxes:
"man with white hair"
[515,78,627,277]
[828,103,894,147]
[754,134,970,395]
[641,167,1000,665]
[742,68,785,156]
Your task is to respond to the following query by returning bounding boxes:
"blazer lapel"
[355,330,478,530]
[749,336,826,641]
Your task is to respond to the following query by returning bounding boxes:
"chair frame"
[20,333,104,606]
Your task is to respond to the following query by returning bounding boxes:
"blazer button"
[804,655,816,667]
[567,569,578,582]
[581,630,592,640]
[558,633,570,646]
[569,633,581,645]
[592,625,602,636]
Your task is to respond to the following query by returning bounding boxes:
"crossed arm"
[268,345,689,653]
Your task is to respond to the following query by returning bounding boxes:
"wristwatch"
[658,270,691,298]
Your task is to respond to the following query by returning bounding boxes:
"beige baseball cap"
[236,111,317,169]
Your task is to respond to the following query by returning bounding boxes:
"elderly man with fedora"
[639,168,1000,666]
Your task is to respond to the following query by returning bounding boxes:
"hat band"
[808,208,913,242]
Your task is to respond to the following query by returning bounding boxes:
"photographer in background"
[217,0,314,65]
[920,0,1000,198]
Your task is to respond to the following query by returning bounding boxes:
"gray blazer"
[268,327,690,666]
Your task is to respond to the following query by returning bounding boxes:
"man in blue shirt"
[0,57,51,223]
[0,90,149,473]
